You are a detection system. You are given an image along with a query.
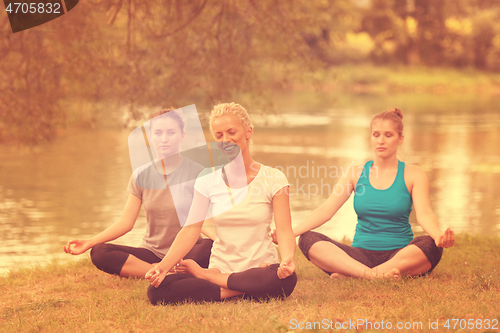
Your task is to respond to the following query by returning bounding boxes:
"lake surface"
[1,93,500,274]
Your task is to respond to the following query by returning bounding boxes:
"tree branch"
[108,0,124,25]
[149,0,209,39]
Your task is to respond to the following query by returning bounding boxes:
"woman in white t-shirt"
[64,109,213,278]
[145,103,297,304]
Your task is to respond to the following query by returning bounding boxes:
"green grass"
[321,64,500,94]
[266,62,500,95]
[1,234,499,332]
[263,63,500,117]
[58,64,500,129]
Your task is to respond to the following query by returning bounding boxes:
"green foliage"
[0,29,65,144]
[0,0,357,144]
[1,0,500,144]
[357,0,500,69]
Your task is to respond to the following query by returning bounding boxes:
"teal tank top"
[352,160,413,250]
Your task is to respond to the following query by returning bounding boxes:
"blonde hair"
[209,102,252,136]
[371,107,404,137]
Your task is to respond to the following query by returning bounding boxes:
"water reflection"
[0,129,145,273]
[1,104,500,273]
[253,108,500,242]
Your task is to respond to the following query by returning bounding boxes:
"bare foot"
[330,272,348,279]
[176,259,206,279]
[384,268,401,280]
[366,268,401,280]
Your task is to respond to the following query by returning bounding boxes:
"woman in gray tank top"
[64,109,213,278]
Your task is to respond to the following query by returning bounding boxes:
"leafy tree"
[414,0,446,66]
[0,0,357,144]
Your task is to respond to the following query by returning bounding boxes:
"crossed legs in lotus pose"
[307,242,431,280]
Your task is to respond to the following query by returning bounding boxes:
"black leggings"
[299,231,443,275]
[147,263,298,305]
[90,238,213,275]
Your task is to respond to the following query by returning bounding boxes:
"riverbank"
[1,234,499,333]
[56,64,500,130]
[244,63,500,118]
[289,64,500,95]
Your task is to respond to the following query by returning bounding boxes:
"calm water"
[1,94,500,273]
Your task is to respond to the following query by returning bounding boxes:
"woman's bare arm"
[64,193,141,255]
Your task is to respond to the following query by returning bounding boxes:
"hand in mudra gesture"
[435,228,454,248]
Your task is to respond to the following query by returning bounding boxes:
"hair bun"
[389,107,403,120]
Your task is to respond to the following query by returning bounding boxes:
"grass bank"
[58,64,500,129]
[257,64,500,117]
[292,64,500,96]
[333,65,500,95]
[1,234,499,333]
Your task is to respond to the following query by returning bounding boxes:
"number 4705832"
[5,2,61,14]
[443,319,498,330]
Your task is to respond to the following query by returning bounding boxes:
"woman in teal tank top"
[352,159,414,251]
[287,108,455,279]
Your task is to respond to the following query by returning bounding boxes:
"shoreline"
[281,64,500,96]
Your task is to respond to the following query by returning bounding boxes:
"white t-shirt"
[194,164,289,273]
